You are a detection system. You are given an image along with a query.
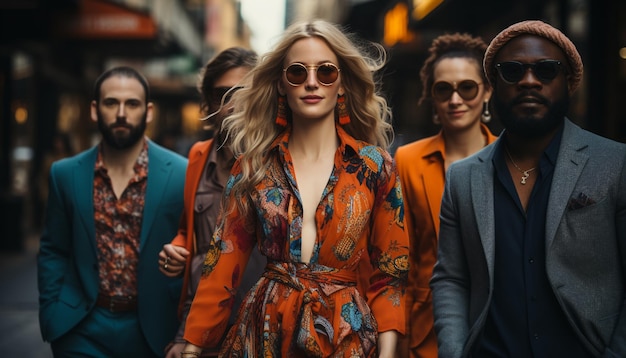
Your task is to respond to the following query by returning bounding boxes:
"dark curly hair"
[418,33,488,106]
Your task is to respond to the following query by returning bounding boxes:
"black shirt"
[472,128,591,358]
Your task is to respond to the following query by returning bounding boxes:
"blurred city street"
[0,1,624,357]
[0,232,53,357]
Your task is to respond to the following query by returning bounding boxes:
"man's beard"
[97,111,147,150]
[493,88,569,139]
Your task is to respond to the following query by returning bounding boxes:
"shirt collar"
[494,123,564,169]
[421,130,446,161]
[207,139,219,166]
[269,124,361,160]
[421,123,495,162]
[95,139,149,179]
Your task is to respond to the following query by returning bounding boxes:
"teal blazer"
[37,140,187,356]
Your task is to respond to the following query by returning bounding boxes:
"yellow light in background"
[57,94,81,132]
[181,102,202,135]
[413,0,444,20]
[14,106,28,124]
[384,2,412,47]
[619,47,626,60]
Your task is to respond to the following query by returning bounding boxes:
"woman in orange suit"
[394,33,497,358]
[156,47,261,358]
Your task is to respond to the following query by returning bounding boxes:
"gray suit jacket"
[431,119,626,358]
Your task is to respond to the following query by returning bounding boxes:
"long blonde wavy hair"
[222,19,393,208]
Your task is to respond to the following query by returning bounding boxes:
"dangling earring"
[432,113,440,125]
[275,95,288,127]
[481,100,492,123]
[336,94,350,125]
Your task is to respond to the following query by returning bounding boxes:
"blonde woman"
[180,20,409,358]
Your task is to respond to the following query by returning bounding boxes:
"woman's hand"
[158,244,190,277]
[378,330,399,358]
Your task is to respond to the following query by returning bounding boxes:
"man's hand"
[164,341,185,358]
[158,244,189,277]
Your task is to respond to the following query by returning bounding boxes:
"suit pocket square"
[567,192,596,210]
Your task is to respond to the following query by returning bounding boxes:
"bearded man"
[38,66,187,357]
[431,21,626,358]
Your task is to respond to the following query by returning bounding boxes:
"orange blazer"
[394,124,497,357]
[170,139,214,316]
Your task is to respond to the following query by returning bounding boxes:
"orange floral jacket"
[184,126,409,357]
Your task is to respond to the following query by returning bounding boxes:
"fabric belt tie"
[263,261,359,357]
[96,293,138,312]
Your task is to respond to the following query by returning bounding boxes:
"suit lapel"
[422,158,444,236]
[74,147,98,254]
[186,141,211,206]
[545,121,588,249]
[141,141,171,250]
[421,134,446,237]
[471,143,498,277]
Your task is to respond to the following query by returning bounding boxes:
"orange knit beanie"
[483,20,583,93]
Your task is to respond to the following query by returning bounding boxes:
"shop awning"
[53,0,157,39]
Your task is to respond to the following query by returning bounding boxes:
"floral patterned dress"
[184,126,409,357]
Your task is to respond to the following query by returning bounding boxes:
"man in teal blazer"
[38,66,187,357]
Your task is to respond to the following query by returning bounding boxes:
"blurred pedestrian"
[179,19,409,358]
[38,66,187,357]
[431,20,626,357]
[157,47,262,358]
[394,32,497,358]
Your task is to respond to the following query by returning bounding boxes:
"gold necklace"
[504,146,536,185]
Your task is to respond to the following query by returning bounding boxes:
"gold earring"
[337,94,350,125]
[275,96,287,127]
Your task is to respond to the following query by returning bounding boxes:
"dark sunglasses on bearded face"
[210,86,242,107]
[495,60,565,84]
[283,62,340,86]
[431,80,483,102]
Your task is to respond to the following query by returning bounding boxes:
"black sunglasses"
[210,86,242,107]
[283,63,340,86]
[432,80,482,102]
[495,60,565,84]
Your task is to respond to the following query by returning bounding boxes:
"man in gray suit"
[431,20,626,358]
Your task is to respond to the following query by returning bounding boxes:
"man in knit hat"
[431,20,626,358]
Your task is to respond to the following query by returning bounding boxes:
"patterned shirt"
[94,141,148,297]
[184,126,409,356]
